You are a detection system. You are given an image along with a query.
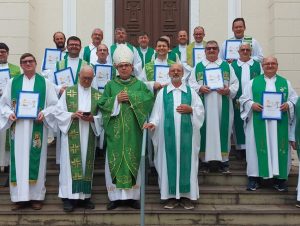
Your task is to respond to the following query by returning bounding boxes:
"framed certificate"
[16,91,40,119]
[42,48,62,71]
[154,65,170,85]
[204,67,224,90]
[262,91,283,120]
[225,40,242,60]
[94,65,112,89]
[54,67,75,87]
[0,69,10,96]
[193,48,205,66]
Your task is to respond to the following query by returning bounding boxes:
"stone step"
[0,203,300,225]
[0,185,297,206]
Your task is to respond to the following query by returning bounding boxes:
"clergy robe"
[189,58,239,162]
[149,83,204,200]
[239,74,297,178]
[0,74,58,202]
[98,76,154,201]
[294,98,300,201]
[55,84,102,199]
[0,63,21,167]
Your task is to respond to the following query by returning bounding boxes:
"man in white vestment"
[54,65,102,212]
[239,56,297,191]
[189,40,239,173]
[0,43,21,180]
[0,53,58,210]
[220,18,263,63]
[144,63,204,209]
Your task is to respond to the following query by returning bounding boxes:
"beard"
[170,76,182,83]
[56,43,65,49]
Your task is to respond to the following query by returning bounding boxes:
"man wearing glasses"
[189,40,239,174]
[0,53,58,210]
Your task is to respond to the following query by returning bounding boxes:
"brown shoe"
[11,201,27,211]
[30,201,43,210]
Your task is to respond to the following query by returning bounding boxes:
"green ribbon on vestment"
[66,85,101,194]
[137,47,155,68]
[186,41,207,67]
[171,46,181,60]
[252,74,289,179]
[231,60,261,145]
[83,46,91,63]
[10,74,46,185]
[144,59,175,81]
[195,62,230,155]
[163,86,192,195]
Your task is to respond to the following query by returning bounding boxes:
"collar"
[0,63,8,69]
[68,56,79,61]
[78,83,91,91]
[89,43,97,50]
[237,58,254,66]
[202,58,223,67]
[263,74,277,80]
[167,83,187,93]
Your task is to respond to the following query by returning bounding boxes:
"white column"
[189,0,200,43]
[227,0,241,38]
[104,0,114,47]
[63,0,77,37]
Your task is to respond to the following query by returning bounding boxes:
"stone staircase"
[0,144,300,226]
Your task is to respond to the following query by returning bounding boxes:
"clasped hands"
[71,111,94,122]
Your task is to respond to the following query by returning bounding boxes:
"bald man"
[239,56,298,192]
[54,65,103,212]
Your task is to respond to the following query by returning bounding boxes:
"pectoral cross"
[67,89,77,97]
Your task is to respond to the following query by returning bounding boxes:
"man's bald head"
[79,65,94,88]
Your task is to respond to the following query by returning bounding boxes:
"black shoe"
[273,179,288,192]
[296,201,300,208]
[83,199,95,209]
[107,201,118,210]
[63,199,74,212]
[219,162,231,174]
[128,200,140,209]
[246,177,259,191]
[199,162,209,174]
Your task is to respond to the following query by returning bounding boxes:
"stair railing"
[140,128,147,226]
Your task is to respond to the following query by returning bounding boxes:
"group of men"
[1,16,300,213]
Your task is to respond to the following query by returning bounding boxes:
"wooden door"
[115,0,189,48]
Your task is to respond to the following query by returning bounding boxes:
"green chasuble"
[195,61,231,156]
[56,58,88,84]
[295,98,300,158]
[98,76,154,189]
[163,86,192,194]
[65,85,101,194]
[170,45,182,60]
[144,59,175,81]
[186,41,207,67]
[231,59,261,145]
[252,74,289,179]
[136,47,155,68]
[10,74,46,185]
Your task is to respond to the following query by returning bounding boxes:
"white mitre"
[113,44,134,65]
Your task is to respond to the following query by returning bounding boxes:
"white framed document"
[54,67,75,87]
[0,69,10,96]
[204,67,224,90]
[225,40,242,60]
[94,65,112,89]
[193,48,205,66]
[262,91,283,120]
[154,65,170,85]
[42,48,62,71]
[16,91,40,119]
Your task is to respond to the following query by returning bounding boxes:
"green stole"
[56,58,88,84]
[83,46,92,63]
[10,74,46,185]
[295,98,300,157]
[144,59,175,81]
[195,62,231,155]
[110,43,134,64]
[163,86,192,194]
[154,52,177,62]
[171,46,182,60]
[231,60,261,144]
[66,85,101,194]
[98,76,154,189]
[252,74,289,179]
[186,41,207,67]
[137,47,155,68]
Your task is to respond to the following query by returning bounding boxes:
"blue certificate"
[42,48,62,71]
[193,48,205,66]
[94,64,112,90]
[54,67,75,86]
[262,91,283,120]
[225,40,242,60]
[0,68,11,95]
[204,67,224,90]
[154,65,170,85]
[16,91,40,119]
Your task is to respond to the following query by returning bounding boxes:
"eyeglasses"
[21,60,35,64]
[97,49,107,52]
[0,50,8,54]
[117,63,131,68]
[205,47,218,51]
[240,48,251,52]
[68,43,81,47]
